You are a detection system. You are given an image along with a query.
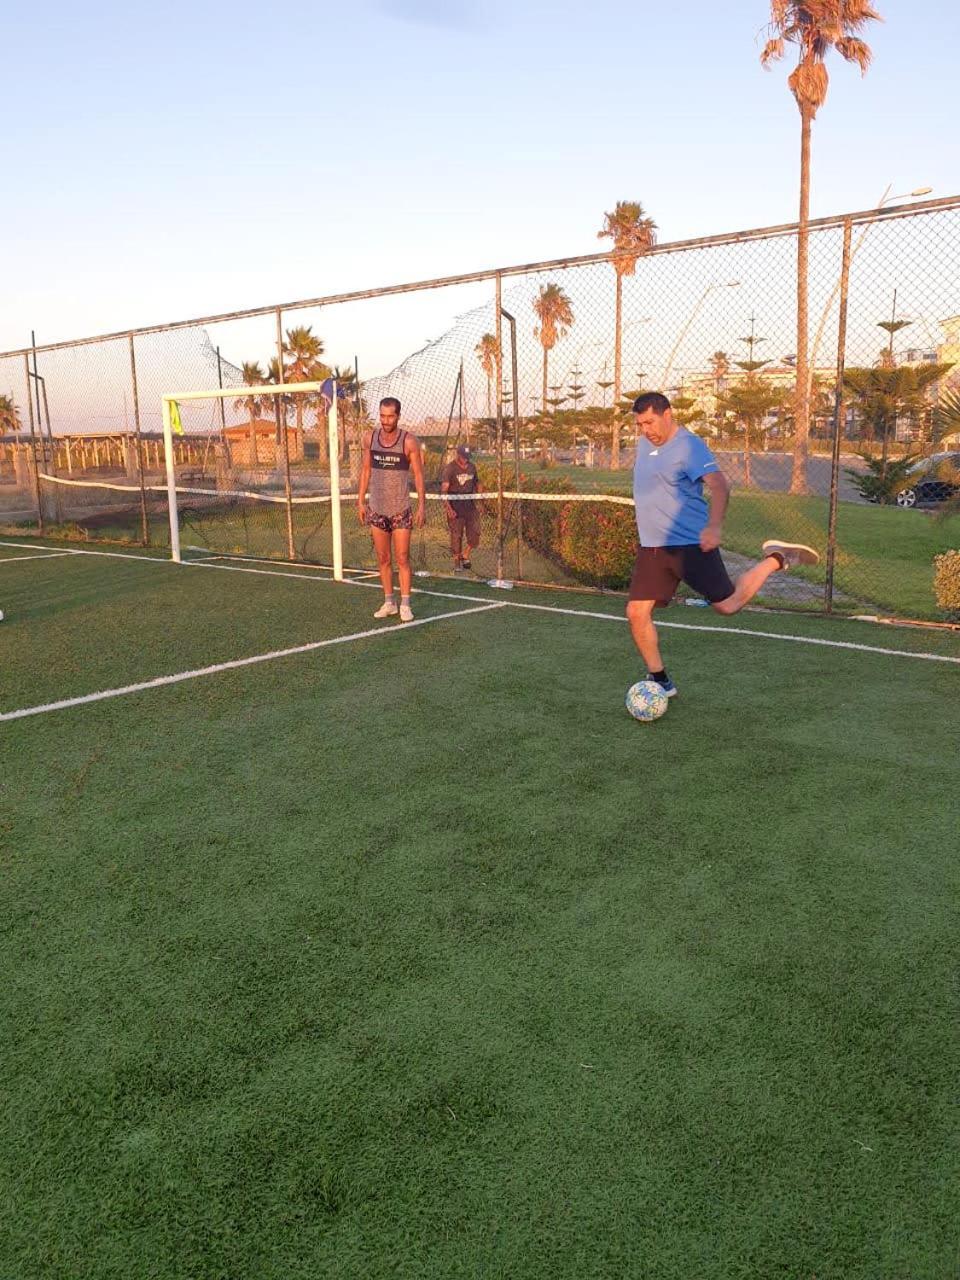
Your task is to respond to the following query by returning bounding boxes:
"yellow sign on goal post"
[161,396,182,563]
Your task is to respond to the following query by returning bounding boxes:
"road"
[712,451,867,501]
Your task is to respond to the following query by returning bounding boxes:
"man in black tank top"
[357,397,426,622]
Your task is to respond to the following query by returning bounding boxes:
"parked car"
[896,451,960,508]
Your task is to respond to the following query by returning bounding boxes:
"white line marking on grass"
[2,541,957,667]
[0,602,506,723]
[0,552,76,565]
[191,559,960,666]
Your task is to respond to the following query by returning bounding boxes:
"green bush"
[933,549,960,614]
[558,500,636,588]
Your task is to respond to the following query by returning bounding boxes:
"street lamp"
[660,282,740,392]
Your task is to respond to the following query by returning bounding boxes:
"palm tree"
[475,334,499,418]
[282,325,328,439]
[329,364,359,461]
[234,362,266,464]
[761,0,880,495]
[598,201,657,468]
[533,283,574,460]
[0,393,21,436]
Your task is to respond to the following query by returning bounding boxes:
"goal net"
[159,380,349,574]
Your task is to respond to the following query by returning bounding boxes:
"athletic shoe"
[373,601,399,619]
[453,559,463,573]
[399,603,414,623]
[647,674,678,698]
[461,558,472,570]
[762,539,820,569]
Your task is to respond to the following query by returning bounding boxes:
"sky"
[2,0,957,363]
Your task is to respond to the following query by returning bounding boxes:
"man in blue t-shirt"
[628,391,819,698]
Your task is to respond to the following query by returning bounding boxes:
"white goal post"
[160,380,344,576]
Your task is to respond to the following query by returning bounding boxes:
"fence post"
[493,274,507,585]
[23,353,44,532]
[128,335,150,545]
[825,217,853,614]
[328,382,344,581]
[276,307,296,560]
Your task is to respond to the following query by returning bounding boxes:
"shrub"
[558,500,636,588]
[933,549,960,614]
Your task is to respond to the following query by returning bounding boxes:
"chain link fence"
[2,196,959,620]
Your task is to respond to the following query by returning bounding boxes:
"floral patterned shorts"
[366,506,413,533]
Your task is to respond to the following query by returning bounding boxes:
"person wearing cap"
[628,391,820,698]
[440,444,482,572]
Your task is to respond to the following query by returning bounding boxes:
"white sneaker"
[373,600,398,619]
[399,603,414,623]
[762,539,820,569]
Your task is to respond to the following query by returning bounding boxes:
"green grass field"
[2,539,959,1279]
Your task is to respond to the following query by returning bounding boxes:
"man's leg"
[711,554,782,615]
[626,599,665,673]
[711,541,820,616]
[394,527,414,618]
[462,511,480,567]
[371,524,394,598]
[448,514,462,565]
[370,524,398,617]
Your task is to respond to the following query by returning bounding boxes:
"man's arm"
[408,435,426,528]
[357,431,372,523]
[701,469,730,551]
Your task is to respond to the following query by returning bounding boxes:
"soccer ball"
[625,680,669,722]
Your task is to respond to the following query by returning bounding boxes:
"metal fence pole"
[23,353,43,532]
[825,217,853,614]
[276,307,295,560]
[500,307,522,581]
[128,335,149,544]
[494,274,506,584]
[328,381,344,581]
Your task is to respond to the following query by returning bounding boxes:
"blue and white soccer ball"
[625,679,669,722]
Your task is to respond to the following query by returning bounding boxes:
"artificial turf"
[1,545,958,1278]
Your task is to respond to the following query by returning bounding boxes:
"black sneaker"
[647,674,678,698]
[461,558,472,570]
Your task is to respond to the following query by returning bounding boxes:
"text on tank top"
[368,428,411,516]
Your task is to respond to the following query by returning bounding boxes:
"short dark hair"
[633,391,671,415]
[380,396,401,414]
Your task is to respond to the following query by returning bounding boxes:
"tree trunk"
[744,423,752,488]
[486,374,491,419]
[540,348,549,462]
[612,271,622,470]
[790,107,812,495]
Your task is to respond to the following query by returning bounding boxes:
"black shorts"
[628,545,734,607]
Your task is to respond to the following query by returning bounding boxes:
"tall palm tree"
[533,283,574,458]
[329,364,359,461]
[597,201,657,467]
[761,0,880,494]
[234,362,266,464]
[282,325,328,438]
[0,393,22,436]
[475,333,499,418]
